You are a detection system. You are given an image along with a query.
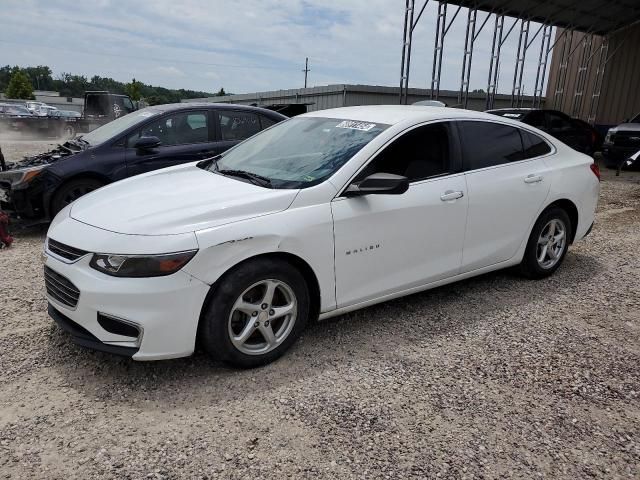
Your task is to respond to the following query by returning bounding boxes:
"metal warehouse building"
[182,84,536,113]
[187,1,640,128]
[546,24,640,126]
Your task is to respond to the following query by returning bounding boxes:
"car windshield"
[209,117,389,189]
[81,108,161,146]
[630,113,640,123]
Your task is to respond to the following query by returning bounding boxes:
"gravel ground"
[1,141,639,479]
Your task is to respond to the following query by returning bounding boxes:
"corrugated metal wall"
[546,24,640,125]
[185,84,534,113]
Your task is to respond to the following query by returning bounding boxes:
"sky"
[0,0,551,96]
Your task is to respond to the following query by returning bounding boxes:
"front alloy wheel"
[200,258,310,368]
[228,279,297,356]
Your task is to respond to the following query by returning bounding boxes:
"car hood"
[70,164,299,235]
[610,123,640,133]
[5,140,88,170]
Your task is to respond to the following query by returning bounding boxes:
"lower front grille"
[44,266,80,308]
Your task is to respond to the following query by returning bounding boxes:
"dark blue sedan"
[0,103,286,221]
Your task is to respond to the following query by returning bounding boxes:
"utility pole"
[302,57,310,88]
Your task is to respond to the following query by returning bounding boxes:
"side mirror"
[134,136,161,151]
[344,173,409,197]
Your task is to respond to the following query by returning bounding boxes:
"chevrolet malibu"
[44,106,600,368]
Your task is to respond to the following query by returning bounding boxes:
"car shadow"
[49,250,603,408]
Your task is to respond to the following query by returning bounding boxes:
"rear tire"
[200,258,310,368]
[51,178,105,217]
[519,207,571,279]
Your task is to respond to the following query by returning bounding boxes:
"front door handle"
[524,174,543,184]
[440,190,464,201]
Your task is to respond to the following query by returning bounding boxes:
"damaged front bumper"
[0,178,48,220]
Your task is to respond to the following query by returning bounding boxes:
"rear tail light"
[590,163,601,181]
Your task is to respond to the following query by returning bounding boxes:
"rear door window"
[545,112,573,132]
[524,111,546,130]
[218,110,261,141]
[457,121,525,171]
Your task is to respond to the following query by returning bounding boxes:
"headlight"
[604,130,614,144]
[89,250,198,277]
[0,166,45,187]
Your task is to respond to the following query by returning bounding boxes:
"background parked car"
[25,101,58,117]
[0,103,286,221]
[25,101,48,114]
[486,108,601,155]
[48,110,82,118]
[0,103,34,117]
[602,112,640,169]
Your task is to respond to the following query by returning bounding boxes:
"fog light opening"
[97,313,141,339]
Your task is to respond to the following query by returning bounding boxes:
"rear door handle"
[524,174,543,184]
[440,190,464,201]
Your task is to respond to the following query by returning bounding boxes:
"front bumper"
[44,251,211,361]
[49,303,139,357]
[602,144,640,167]
[0,180,47,220]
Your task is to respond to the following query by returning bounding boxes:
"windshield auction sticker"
[336,120,377,131]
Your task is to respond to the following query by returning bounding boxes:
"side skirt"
[318,257,521,321]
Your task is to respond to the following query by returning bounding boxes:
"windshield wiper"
[218,169,272,188]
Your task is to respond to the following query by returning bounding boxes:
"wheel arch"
[48,173,111,215]
[544,198,579,243]
[197,251,322,337]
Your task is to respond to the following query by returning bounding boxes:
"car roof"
[150,102,286,119]
[301,105,522,126]
[486,108,535,112]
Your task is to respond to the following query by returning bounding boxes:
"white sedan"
[44,106,600,367]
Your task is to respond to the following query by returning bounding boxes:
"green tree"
[125,78,142,101]
[5,70,34,99]
[23,65,53,90]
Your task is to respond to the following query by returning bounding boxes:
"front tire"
[51,178,105,217]
[200,258,310,368]
[519,207,571,279]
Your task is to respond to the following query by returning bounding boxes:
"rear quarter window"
[521,130,552,158]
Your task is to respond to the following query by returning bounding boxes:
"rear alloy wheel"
[51,178,105,216]
[536,219,567,270]
[519,206,571,279]
[200,258,309,368]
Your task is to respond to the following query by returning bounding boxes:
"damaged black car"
[0,103,286,221]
